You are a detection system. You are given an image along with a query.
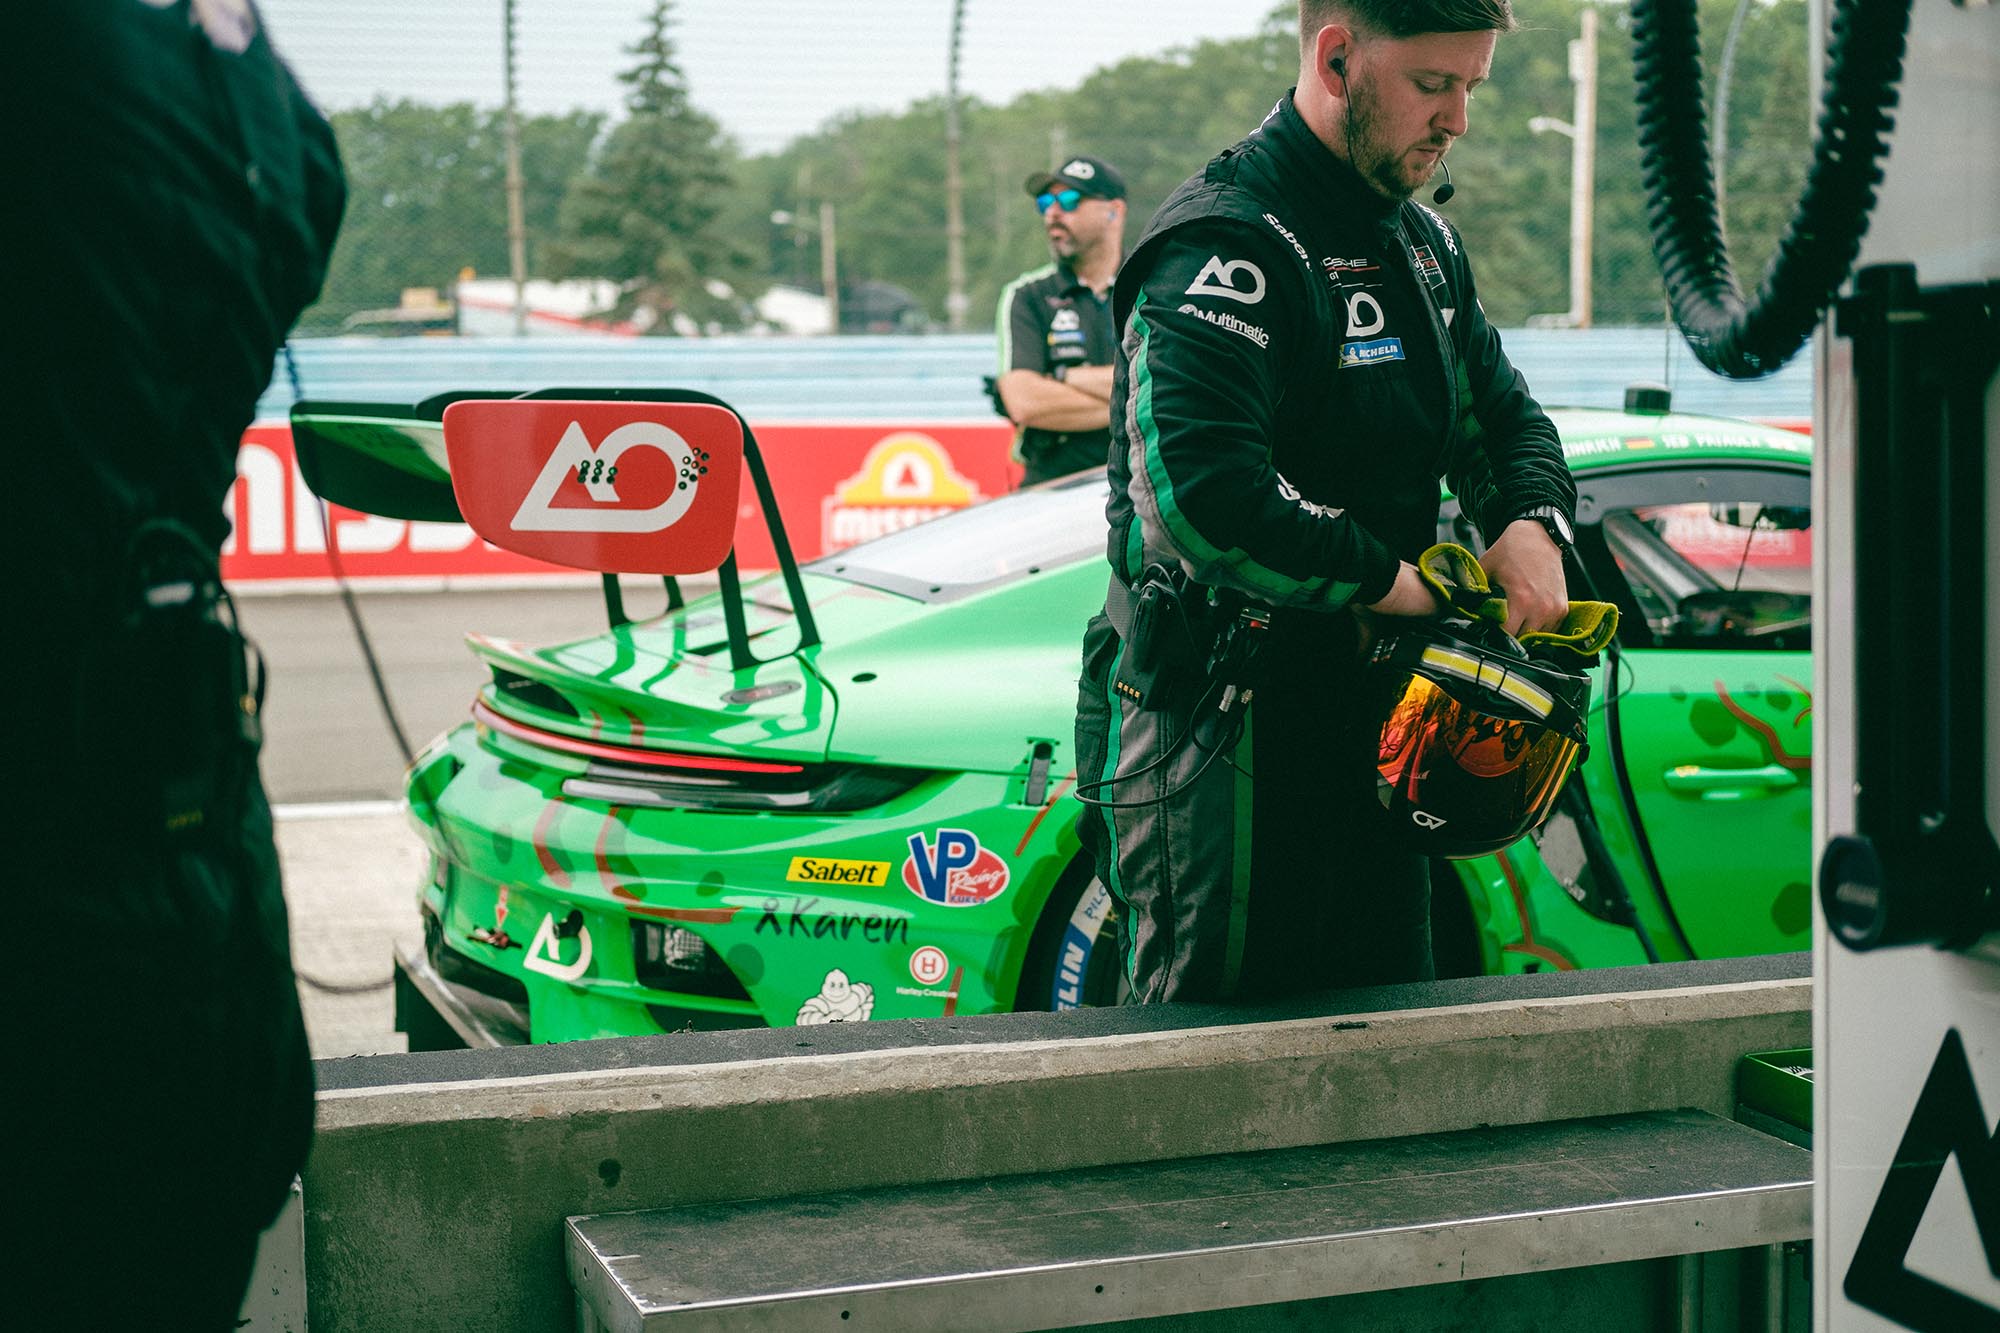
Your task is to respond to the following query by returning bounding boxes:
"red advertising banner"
[222,419,1022,586]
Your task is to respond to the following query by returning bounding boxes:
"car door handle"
[1662,764,1801,799]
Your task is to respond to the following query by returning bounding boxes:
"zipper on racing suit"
[1393,212,1461,475]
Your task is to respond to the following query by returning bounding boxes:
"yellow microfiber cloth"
[1416,542,1508,625]
[1416,542,1620,662]
[1520,600,1621,662]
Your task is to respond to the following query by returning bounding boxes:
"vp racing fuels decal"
[903,829,1010,906]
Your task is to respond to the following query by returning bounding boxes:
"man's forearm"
[1062,363,1114,401]
[997,368,1113,432]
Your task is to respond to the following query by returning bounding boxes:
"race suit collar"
[1263,90,1402,233]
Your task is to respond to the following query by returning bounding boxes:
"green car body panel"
[301,400,1812,1043]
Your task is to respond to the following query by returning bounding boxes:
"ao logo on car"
[513,420,710,533]
[903,829,1009,907]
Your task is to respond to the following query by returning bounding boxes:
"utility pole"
[1526,5,1597,328]
[819,201,840,335]
[1567,6,1597,329]
[502,0,528,336]
[944,0,969,332]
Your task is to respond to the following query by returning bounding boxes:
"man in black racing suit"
[1074,0,1577,1004]
[10,2,343,1324]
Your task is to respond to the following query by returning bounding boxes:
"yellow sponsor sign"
[820,433,985,550]
[786,856,892,887]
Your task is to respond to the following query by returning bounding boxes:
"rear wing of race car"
[290,388,821,671]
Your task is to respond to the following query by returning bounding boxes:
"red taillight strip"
[472,699,806,775]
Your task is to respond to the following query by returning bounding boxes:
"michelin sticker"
[1184,256,1266,305]
[903,829,1010,907]
[1053,880,1114,1010]
[796,968,874,1024]
[1340,337,1406,369]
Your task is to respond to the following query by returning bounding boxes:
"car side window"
[1600,501,1812,650]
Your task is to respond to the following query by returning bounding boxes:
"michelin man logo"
[1062,159,1096,180]
[796,968,875,1024]
[512,420,709,533]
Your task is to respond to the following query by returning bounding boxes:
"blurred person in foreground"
[1073,0,1576,1004]
[4,1,344,1324]
[992,154,1128,485]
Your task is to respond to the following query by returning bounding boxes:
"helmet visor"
[1373,668,1582,856]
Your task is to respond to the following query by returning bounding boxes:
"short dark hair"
[1300,0,1516,54]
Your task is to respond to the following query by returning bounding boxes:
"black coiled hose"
[1631,0,1915,379]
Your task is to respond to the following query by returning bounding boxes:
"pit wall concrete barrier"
[303,955,1810,1331]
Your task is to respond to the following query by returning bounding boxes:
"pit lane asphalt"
[238,582,695,804]
[237,581,708,1058]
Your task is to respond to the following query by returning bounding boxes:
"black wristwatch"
[1516,504,1575,553]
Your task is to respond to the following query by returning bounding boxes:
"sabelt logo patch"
[442,400,743,574]
[903,829,1010,907]
[821,433,983,550]
[1339,337,1406,369]
[786,856,892,887]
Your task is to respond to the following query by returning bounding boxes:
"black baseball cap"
[1023,155,1126,202]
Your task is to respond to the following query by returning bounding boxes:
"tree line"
[304,0,1810,335]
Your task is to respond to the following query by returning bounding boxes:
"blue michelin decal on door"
[1339,337,1405,369]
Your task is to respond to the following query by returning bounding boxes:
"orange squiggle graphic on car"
[1713,680,1811,772]
[1775,674,1814,728]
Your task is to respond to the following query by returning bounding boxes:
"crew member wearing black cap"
[993,155,1128,485]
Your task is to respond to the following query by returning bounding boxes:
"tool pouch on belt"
[76,521,267,845]
[1103,564,1221,711]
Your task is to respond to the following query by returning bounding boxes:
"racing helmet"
[1360,615,1592,859]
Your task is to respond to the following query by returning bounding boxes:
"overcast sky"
[259,1,1289,155]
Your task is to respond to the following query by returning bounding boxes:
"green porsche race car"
[294,390,1812,1047]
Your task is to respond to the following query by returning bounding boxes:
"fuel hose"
[1631,0,1914,378]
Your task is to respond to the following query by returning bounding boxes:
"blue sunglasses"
[1035,188,1085,214]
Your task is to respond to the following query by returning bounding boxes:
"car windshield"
[807,470,1109,600]
[1602,500,1812,648]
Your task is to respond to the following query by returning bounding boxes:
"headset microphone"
[1432,159,1455,206]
